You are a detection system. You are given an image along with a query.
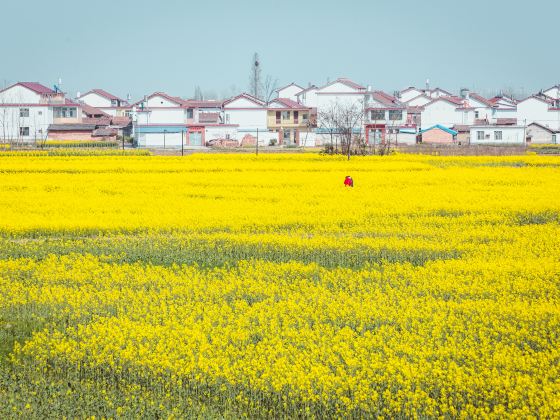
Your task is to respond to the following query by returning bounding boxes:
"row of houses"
[1,79,559,147]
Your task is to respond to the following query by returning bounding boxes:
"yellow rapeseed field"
[0,153,559,418]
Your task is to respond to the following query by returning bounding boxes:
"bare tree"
[194,86,204,100]
[262,75,279,104]
[319,100,365,160]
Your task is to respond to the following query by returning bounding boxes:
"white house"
[78,89,129,117]
[315,78,367,145]
[134,92,238,147]
[403,94,431,107]
[364,91,414,145]
[526,122,559,144]
[0,82,81,143]
[295,85,319,108]
[517,95,560,131]
[420,96,475,129]
[222,93,277,146]
[469,125,525,145]
[399,86,452,102]
[543,85,560,100]
[488,95,518,120]
[275,83,304,102]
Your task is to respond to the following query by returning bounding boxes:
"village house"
[267,98,315,146]
[516,95,560,131]
[77,89,130,117]
[420,125,458,144]
[399,86,453,103]
[420,96,475,129]
[274,83,304,102]
[315,78,367,145]
[222,93,277,146]
[469,124,525,145]
[364,91,416,145]
[0,82,82,143]
[542,85,560,100]
[295,85,319,108]
[133,92,237,147]
[488,94,518,120]
[526,122,559,144]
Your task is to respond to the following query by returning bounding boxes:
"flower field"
[0,153,559,418]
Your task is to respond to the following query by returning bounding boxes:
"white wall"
[517,98,560,130]
[146,95,182,108]
[406,95,431,107]
[277,85,303,101]
[296,89,318,108]
[80,93,111,108]
[544,86,560,100]
[137,109,185,125]
[224,109,267,129]
[138,132,183,148]
[0,85,42,104]
[421,100,474,128]
[470,126,525,145]
[400,89,424,103]
[205,126,238,142]
[0,105,51,141]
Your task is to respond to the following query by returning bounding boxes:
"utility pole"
[256,127,259,156]
[181,130,184,156]
[164,129,167,149]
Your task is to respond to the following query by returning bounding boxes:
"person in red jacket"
[344,176,354,187]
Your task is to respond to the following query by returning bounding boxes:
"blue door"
[190,131,202,146]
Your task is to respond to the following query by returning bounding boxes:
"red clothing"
[344,176,354,187]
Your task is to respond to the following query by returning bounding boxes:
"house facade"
[0,82,81,143]
[223,93,277,146]
[420,125,458,144]
[516,96,560,131]
[469,125,525,145]
[275,83,304,102]
[295,85,319,108]
[526,122,559,144]
[78,89,130,117]
[364,91,415,145]
[420,97,475,129]
[267,98,315,146]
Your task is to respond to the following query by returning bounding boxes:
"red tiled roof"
[83,117,112,126]
[469,93,495,108]
[19,82,56,95]
[496,118,517,125]
[84,89,124,102]
[271,97,307,109]
[222,93,266,107]
[371,91,402,107]
[111,116,131,126]
[81,103,110,117]
[337,78,366,90]
[184,100,223,108]
[92,128,118,137]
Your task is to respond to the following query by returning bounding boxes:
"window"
[477,131,485,140]
[283,129,291,140]
[111,100,118,106]
[302,113,309,122]
[225,114,230,123]
[282,111,290,120]
[187,109,194,119]
[54,107,76,118]
[225,134,230,140]
[494,131,502,140]
[276,111,281,124]
[19,108,29,117]
[389,110,402,121]
[553,134,557,144]
[19,127,29,136]
[294,111,299,124]
[475,111,479,119]
[370,110,385,120]
[38,111,42,116]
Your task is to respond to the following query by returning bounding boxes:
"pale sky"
[1,0,558,100]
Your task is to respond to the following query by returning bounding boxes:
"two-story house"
[516,95,560,131]
[0,82,81,143]
[267,98,315,146]
[78,89,130,117]
[364,91,415,145]
[275,83,304,102]
[222,93,278,146]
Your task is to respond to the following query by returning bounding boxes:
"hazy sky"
[1,0,558,100]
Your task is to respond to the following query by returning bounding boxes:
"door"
[189,130,202,146]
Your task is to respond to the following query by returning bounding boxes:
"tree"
[249,53,262,99]
[319,100,365,160]
[194,86,204,101]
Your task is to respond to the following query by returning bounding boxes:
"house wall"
[205,126,238,143]
[80,93,112,108]
[0,105,51,141]
[0,85,41,104]
[146,95,181,108]
[406,95,431,107]
[399,89,424,103]
[297,89,318,107]
[48,131,96,141]
[517,98,560,130]
[544,86,560,100]
[526,125,556,144]
[137,109,186,125]
[421,101,474,128]
[224,109,267,129]
[469,126,525,145]
[277,85,303,101]
[421,128,456,144]
[137,132,183,148]
[396,132,417,145]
